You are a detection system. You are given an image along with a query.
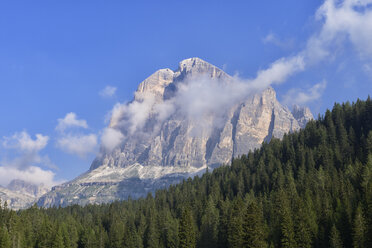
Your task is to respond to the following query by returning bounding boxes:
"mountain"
[5,98,372,247]
[291,104,313,128]
[7,179,48,198]
[0,180,48,210]
[38,58,313,207]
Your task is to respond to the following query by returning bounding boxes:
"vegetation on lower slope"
[1,98,372,247]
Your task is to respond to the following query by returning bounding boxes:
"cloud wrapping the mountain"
[102,0,372,151]
[246,55,305,90]
[101,127,125,152]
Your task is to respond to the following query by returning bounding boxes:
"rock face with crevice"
[0,180,49,210]
[38,57,313,207]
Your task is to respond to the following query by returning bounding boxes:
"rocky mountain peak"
[135,68,175,99]
[134,58,228,100]
[176,57,229,80]
[292,105,314,128]
[261,87,277,104]
[7,179,49,198]
[38,58,313,207]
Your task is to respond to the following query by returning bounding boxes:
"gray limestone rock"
[38,57,312,207]
[0,180,49,210]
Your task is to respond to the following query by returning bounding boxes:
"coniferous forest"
[1,98,372,248]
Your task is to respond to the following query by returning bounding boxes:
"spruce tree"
[0,225,11,248]
[178,208,196,248]
[352,204,366,248]
[329,225,343,248]
[242,201,267,248]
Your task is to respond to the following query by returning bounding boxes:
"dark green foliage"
[179,208,196,248]
[329,224,343,248]
[242,201,267,248]
[1,98,372,247]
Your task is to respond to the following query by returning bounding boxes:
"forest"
[0,97,372,247]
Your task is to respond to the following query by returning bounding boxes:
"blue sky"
[1,0,372,186]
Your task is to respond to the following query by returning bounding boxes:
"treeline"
[1,98,372,247]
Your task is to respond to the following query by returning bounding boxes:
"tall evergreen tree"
[178,208,196,248]
[329,225,343,248]
[352,205,366,248]
[0,225,11,248]
[242,201,267,248]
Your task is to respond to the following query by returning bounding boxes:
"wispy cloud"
[262,32,295,50]
[2,131,48,153]
[55,113,97,157]
[56,112,88,132]
[0,166,59,188]
[101,0,372,154]
[303,0,372,64]
[99,86,117,98]
[101,127,124,152]
[282,80,327,106]
[0,131,60,187]
[2,131,49,169]
[56,134,97,158]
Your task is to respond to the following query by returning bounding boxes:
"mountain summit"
[38,58,312,207]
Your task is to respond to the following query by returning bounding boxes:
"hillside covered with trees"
[1,98,372,247]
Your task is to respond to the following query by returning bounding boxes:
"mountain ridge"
[37,57,313,207]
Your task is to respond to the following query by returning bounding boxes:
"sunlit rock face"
[0,180,49,210]
[38,58,313,207]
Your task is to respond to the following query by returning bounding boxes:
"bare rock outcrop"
[38,58,312,207]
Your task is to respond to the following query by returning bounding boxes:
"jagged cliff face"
[0,180,49,210]
[292,104,314,128]
[38,58,312,207]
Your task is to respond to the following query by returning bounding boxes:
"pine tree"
[227,199,245,248]
[278,192,297,248]
[329,225,343,248]
[352,205,366,248]
[242,201,267,248]
[163,212,179,248]
[178,208,196,248]
[293,199,312,248]
[52,225,65,248]
[199,198,219,248]
[144,212,159,248]
[0,225,11,248]
[109,218,124,248]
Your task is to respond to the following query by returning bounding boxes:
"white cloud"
[101,127,124,152]
[109,92,157,134]
[55,113,98,157]
[2,131,49,170]
[102,0,372,148]
[262,32,295,49]
[305,0,372,62]
[263,33,276,44]
[0,166,60,188]
[282,80,327,106]
[0,131,61,187]
[106,54,307,138]
[56,112,88,132]
[247,55,305,90]
[2,131,48,153]
[57,134,97,158]
[99,86,117,98]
